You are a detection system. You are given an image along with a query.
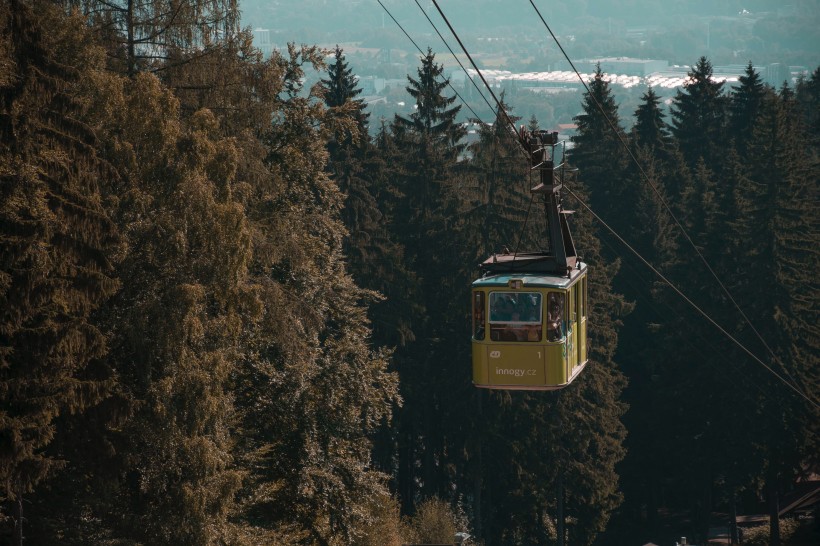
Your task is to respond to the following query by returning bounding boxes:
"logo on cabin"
[489,350,501,359]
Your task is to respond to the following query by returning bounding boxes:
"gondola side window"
[473,291,485,340]
[488,291,542,342]
[577,279,584,320]
[547,292,566,342]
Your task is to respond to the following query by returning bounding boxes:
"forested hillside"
[1,1,818,545]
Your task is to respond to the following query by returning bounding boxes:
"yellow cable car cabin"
[472,127,588,391]
[471,265,587,390]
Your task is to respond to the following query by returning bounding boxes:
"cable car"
[472,128,588,390]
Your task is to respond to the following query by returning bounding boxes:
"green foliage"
[2,2,401,544]
[632,87,671,154]
[385,49,469,515]
[349,493,405,546]
[393,48,466,152]
[66,68,248,543]
[322,45,369,141]
[228,44,399,545]
[670,56,729,170]
[571,64,629,231]
[461,96,533,259]
[729,62,769,154]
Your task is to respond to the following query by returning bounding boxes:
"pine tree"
[392,48,465,233]
[365,121,420,350]
[763,83,820,546]
[84,75,248,544]
[670,56,728,171]
[393,48,464,148]
[632,86,671,154]
[388,49,466,513]
[322,46,369,136]
[461,95,533,259]
[570,64,629,236]
[728,62,768,155]
[726,89,781,350]
[556,180,629,546]
[321,46,403,305]
[321,51,414,497]
[0,2,120,543]
[794,66,820,143]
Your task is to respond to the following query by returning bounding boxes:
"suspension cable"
[526,0,802,393]
[375,0,483,123]
[412,0,497,120]
[427,1,521,142]
[430,0,817,408]
[564,185,817,409]
[427,0,541,253]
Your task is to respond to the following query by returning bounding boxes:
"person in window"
[518,296,538,322]
[547,300,563,341]
[492,298,510,321]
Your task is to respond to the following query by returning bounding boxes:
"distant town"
[251,27,811,133]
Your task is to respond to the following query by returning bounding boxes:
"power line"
[525,0,805,396]
[429,0,818,409]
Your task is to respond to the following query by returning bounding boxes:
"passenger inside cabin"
[547,293,564,341]
[493,298,514,321]
[518,295,539,321]
[489,292,542,342]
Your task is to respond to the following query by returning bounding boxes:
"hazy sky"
[241,0,818,70]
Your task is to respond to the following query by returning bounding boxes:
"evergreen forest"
[0,1,818,545]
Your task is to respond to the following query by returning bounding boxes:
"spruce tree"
[794,66,820,141]
[556,180,629,546]
[392,48,465,232]
[763,83,820,545]
[633,87,670,150]
[321,46,403,306]
[461,96,533,259]
[321,50,414,496]
[729,62,768,155]
[570,64,629,236]
[388,49,466,513]
[670,56,728,171]
[322,46,369,136]
[365,121,420,350]
[608,147,678,542]
[86,75,247,544]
